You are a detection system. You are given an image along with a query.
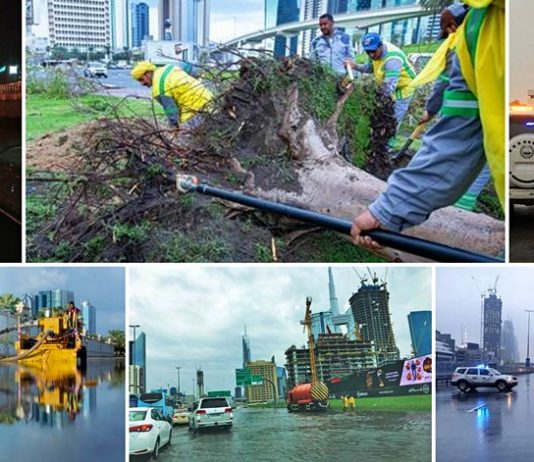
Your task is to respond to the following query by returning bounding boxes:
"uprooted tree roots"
[27,56,504,262]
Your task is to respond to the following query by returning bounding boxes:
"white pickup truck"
[510,107,534,210]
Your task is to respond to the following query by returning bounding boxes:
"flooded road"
[0,359,125,461]
[160,407,431,462]
[437,374,534,461]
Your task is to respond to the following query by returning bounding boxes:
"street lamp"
[526,310,533,367]
[176,367,182,396]
[129,324,140,393]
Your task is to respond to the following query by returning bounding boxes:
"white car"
[129,407,172,459]
[451,366,518,392]
[188,397,233,432]
[84,62,108,78]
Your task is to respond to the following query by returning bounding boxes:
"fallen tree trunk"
[26,57,504,262]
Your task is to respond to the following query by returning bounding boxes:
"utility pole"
[526,310,533,367]
[176,366,182,396]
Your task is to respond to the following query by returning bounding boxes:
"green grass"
[244,394,431,412]
[303,231,387,263]
[329,394,431,412]
[26,94,165,140]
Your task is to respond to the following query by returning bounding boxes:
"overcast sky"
[129,266,431,394]
[210,0,264,42]
[510,2,534,101]
[0,267,125,335]
[437,266,532,360]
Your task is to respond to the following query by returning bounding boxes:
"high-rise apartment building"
[301,0,327,55]
[46,0,111,50]
[242,326,251,367]
[129,331,147,392]
[501,319,519,364]
[33,289,75,316]
[81,300,97,335]
[265,0,300,57]
[159,0,210,45]
[483,290,502,360]
[407,310,431,356]
[285,333,376,388]
[110,0,129,50]
[349,280,399,364]
[245,360,278,403]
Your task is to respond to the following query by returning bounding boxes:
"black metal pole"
[187,182,502,263]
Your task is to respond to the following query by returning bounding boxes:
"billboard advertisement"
[399,355,432,386]
[328,357,432,398]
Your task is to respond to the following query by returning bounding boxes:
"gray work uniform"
[356,43,412,126]
[310,29,355,76]
[368,50,486,231]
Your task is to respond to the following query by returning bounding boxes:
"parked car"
[451,366,518,392]
[129,407,172,459]
[188,397,233,432]
[84,62,108,78]
[172,408,189,425]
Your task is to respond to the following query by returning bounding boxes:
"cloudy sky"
[510,2,534,101]
[0,267,125,335]
[437,266,532,360]
[210,0,264,42]
[129,266,431,394]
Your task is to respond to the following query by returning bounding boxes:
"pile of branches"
[27,50,399,262]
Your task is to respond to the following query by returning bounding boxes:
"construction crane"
[352,268,367,285]
[302,296,318,383]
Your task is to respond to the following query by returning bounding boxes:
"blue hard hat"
[362,32,382,52]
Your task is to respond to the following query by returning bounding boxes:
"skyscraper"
[131,2,149,47]
[129,331,147,392]
[196,368,205,397]
[265,0,300,57]
[110,0,130,50]
[159,0,210,45]
[328,267,340,316]
[501,319,519,364]
[242,326,251,367]
[33,289,75,315]
[45,0,111,50]
[349,279,399,364]
[483,289,502,360]
[245,359,278,403]
[407,310,431,356]
[81,300,97,335]
[301,0,327,55]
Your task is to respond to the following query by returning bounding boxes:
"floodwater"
[160,407,431,462]
[0,359,125,461]
[437,374,534,461]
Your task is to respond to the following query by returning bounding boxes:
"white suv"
[188,397,233,432]
[84,62,108,78]
[451,366,518,392]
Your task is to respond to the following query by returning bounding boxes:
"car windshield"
[201,398,228,408]
[129,410,147,421]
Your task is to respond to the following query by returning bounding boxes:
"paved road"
[151,407,431,462]
[437,374,534,461]
[510,205,534,261]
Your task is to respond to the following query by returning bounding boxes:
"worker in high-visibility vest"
[131,61,214,129]
[345,32,417,126]
[350,0,504,249]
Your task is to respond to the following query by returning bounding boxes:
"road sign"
[236,368,252,385]
[251,375,263,385]
[207,390,231,397]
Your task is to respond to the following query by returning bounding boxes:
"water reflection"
[0,359,125,461]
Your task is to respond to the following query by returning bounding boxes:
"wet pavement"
[0,359,125,462]
[510,205,534,261]
[156,407,431,462]
[437,374,534,461]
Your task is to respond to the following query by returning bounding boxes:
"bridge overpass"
[225,4,429,48]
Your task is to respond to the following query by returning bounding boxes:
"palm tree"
[0,294,21,314]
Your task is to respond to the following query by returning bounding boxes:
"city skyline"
[129,266,431,394]
[437,267,533,361]
[0,267,125,334]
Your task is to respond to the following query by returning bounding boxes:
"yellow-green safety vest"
[371,42,416,100]
[152,64,214,123]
